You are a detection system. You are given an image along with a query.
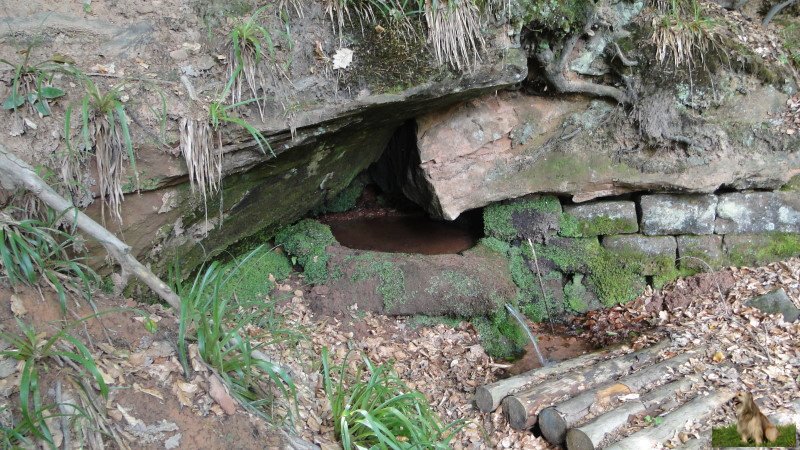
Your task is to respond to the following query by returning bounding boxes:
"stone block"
[640,194,717,235]
[746,288,800,322]
[715,192,800,234]
[563,200,638,236]
[677,235,724,270]
[724,233,800,267]
[602,235,677,275]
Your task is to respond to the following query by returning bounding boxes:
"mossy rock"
[725,233,800,267]
[483,195,562,242]
[472,312,529,360]
[218,246,292,303]
[274,219,337,284]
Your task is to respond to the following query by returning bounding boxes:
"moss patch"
[218,246,292,302]
[483,196,561,241]
[349,253,407,311]
[564,273,589,313]
[559,214,637,238]
[780,175,800,192]
[314,176,366,214]
[472,312,528,360]
[274,219,337,284]
[711,423,796,448]
[652,266,700,290]
[727,232,800,267]
[408,315,464,329]
[512,0,593,36]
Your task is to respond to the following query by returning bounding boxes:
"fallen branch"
[0,146,181,310]
[762,0,798,27]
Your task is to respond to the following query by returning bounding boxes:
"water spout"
[505,303,548,367]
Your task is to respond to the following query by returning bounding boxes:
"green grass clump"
[218,246,292,302]
[321,348,463,450]
[274,219,337,284]
[0,318,108,448]
[407,315,464,329]
[483,196,561,241]
[780,20,800,67]
[711,423,796,448]
[472,312,528,360]
[0,209,98,311]
[172,254,297,420]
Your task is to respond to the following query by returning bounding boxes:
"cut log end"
[474,386,494,413]
[504,396,531,430]
[538,407,568,444]
[565,428,594,450]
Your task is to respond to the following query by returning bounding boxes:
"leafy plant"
[0,319,107,447]
[1,51,66,116]
[226,5,277,121]
[64,76,138,223]
[644,414,664,426]
[321,347,463,449]
[171,248,296,420]
[0,209,98,311]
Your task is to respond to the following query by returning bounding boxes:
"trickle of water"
[505,303,548,367]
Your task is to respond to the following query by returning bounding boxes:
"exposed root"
[91,113,127,224]
[179,118,222,224]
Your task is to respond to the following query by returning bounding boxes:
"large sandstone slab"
[640,194,717,235]
[715,192,800,234]
[406,91,799,220]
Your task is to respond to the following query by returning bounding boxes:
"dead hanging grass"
[425,0,485,71]
[226,6,275,122]
[651,0,720,73]
[178,118,222,219]
[64,78,138,225]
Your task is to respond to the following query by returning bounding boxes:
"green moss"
[314,177,366,214]
[780,175,800,192]
[564,273,589,313]
[407,315,464,329]
[219,247,292,302]
[350,253,407,311]
[512,0,593,36]
[586,251,645,306]
[483,196,561,241]
[479,237,511,255]
[472,312,528,360]
[426,270,479,305]
[559,214,637,238]
[274,219,337,284]
[711,423,796,448]
[728,233,800,267]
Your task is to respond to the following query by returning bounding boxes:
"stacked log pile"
[475,340,732,449]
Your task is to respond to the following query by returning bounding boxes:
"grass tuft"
[711,423,796,448]
[321,347,464,449]
[0,208,98,311]
[171,248,298,421]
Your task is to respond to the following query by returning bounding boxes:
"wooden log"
[602,388,735,450]
[540,347,705,445]
[0,146,181,310]
[673,437,709,450]
[503,340,670,430]
[565,377,695,450]
[474,344,626,413]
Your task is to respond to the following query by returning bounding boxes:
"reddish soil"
[0,285,283,449]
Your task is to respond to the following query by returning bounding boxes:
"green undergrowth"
[711,423,796,448]
[274,219,337,284]
[218,245,292,302]
[472,312,528,360]
[321,348,463,449]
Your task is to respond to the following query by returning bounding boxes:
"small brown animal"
[735,391,779,445]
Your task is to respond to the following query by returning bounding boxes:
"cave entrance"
[315,119,483,255]
[317,183,483,255]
